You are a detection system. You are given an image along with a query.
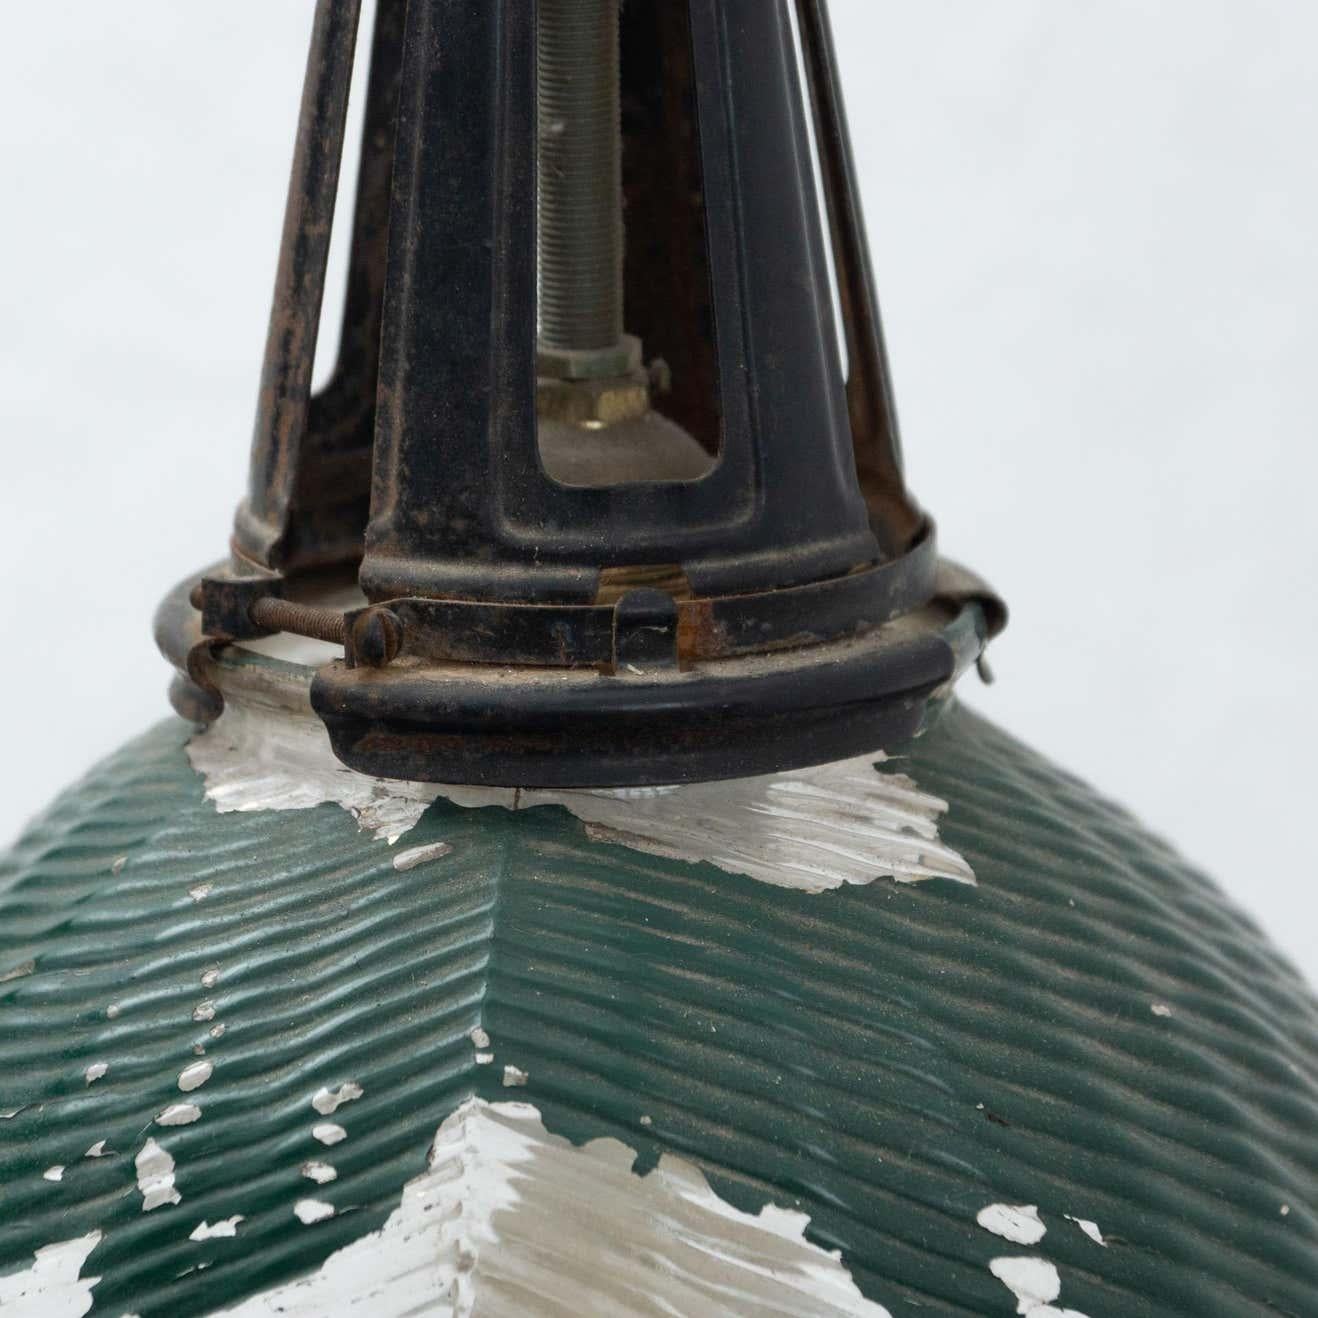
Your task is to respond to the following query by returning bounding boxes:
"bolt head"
[351,608,403,668]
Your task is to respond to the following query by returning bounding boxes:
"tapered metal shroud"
[158,0,1004,787]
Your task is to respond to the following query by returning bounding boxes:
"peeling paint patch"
[301,1161,338,1185]
[0,959,35,984]
[392,842,453,872]
[189,704,974,890]
[989,1257,1089,1317]
[1150,1003,1173,1018]
[313,1123,347,1146]
[544,757,976,890]
[213,1098,891,1316]
[193,1001,217,1022]
[476,1052,494,1065]
[189,882,214,903]
[84,1062,108,1085]
[191,1217,245,1241]
[312,1082,363,1115]
[43,1165,65,1183]
[157,1103,202,1127]
[179,1061,214,1092]
[470,1027,491,1049]
[188,704,443,844]
[111,855,128,874]
[84,1141,111,1159]
[1,1106,26,1119]
[294,1199,336,1225]
[502,1065,529,1088]
[105,1003,121,1019]
[201,968,221,989]
[136,1138,181,1211]
[1064,1214,1105,1245]
[990,1258,1060,1314]
[0,1231,101,1317]
[977,1203,1046,1245]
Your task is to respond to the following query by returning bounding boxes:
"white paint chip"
[193,1001,217,1022]
[136,1138,181,1211]
[201,968,221,989]
[210,1023,226,1039]
[179,1060,214,1092]
[470,1026,491,1049]
[502,1064,529,1088]
[43,1165,65,1183]
[0,1230,102,1317]
[84,1062,108,1085]
[475,1052,494,1065]
[190,705,974,891]
[977,1203,1046,1245]
[294,1199,336,1226]
[1281,1204,1290,1216]
[189,882,214,903]
[990,1257,1060,1314]
[157,1103,202,1127]
[312,1082,363,1115]
[1064,1214,1106,1245]
[211,1098,892,1317]
[191,1216,245,1241]
[84,1141,112,1159]
[111,856,128,874]
[1150,1003,1173,1017]
[989,1256,1090,1317]
[301,1161,338,1185]
[0,960,35,983]
[313,1122,347,1147]
[392,841,453,872]
[105,1003,121,1019]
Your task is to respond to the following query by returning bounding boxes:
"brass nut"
[536,369,651,426]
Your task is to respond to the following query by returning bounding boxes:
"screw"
[537,0,625,370]
[350,607,404,668]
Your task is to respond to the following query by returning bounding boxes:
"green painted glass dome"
[1,689,1314,1315]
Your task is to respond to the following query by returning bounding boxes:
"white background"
[0,3,1314,985]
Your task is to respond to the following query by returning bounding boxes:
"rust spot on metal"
[676,598,724,662]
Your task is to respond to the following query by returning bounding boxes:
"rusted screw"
[350,607,404,668]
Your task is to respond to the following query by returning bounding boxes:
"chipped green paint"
[1,705,1315,1315]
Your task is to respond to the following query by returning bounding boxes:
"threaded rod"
[249,597,347,645]
[537,0,624,360]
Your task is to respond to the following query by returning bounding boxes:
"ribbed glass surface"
[0,707,1314,1315]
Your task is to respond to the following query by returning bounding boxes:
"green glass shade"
[1,703,1313,1315]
